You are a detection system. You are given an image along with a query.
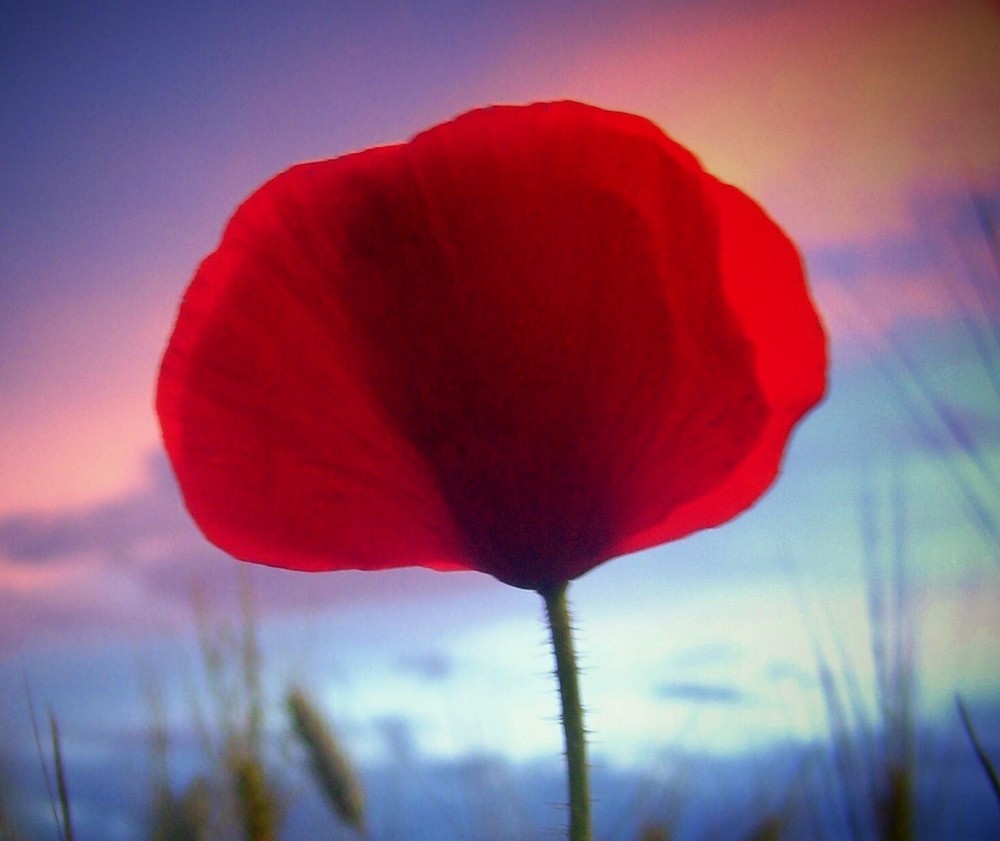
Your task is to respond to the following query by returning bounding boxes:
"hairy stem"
[541,581,591,841]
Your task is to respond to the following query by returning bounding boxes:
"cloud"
[809,183,999,323]
[808,237,934,287]
[654,681,747,705]
[798,183,1000,420]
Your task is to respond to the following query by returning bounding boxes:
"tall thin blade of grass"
[956,696,1000,805]
[231,750,280,841]
[868,473,916,841]
[838,194,1000,556]
[191,586,238,752]
[149,777,213,841]
[48,711,74,841]
[238,571,264,750]
[888,474,914,749]
[861,480,892,734]
[835,294,1000,547]
[875,764,913,841]
[26,688,64,841]
[968,191,1000,319]
[143,669,214,841]
[814,649,869,841]
[804,468,920,841]
[142,668,174,800]
[867,316,999,496]
[866,471,916,841]
[187,579,284,841]
[922,192,1000,400]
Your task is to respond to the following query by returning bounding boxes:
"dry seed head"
[286,686,365,833]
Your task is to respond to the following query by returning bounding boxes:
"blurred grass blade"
[231,750,280,841]
[836,294,1000,546]
[150,777,213,841]
[49,710,75,841]
[26,688,64,841]
[741,813,786,841]
[969,190,1000,303]
[957,696,1000,805]
[238,571,264,748]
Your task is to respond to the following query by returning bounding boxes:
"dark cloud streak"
[395,650,454,682]
[0,453,182,565]
[654,681,746,705]
[0,450,500,652]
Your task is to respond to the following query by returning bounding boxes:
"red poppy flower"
[157,101,826,591]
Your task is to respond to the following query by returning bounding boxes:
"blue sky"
[2,1,999,838]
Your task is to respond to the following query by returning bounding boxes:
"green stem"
[541,581,591,841]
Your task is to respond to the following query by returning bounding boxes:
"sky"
[2,1,1000,838]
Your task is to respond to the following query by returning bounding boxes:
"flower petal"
[612,176,827,558]
[157,148,471,574]
[157,101,826,589]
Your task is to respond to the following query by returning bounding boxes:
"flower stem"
[541,581,591,841]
